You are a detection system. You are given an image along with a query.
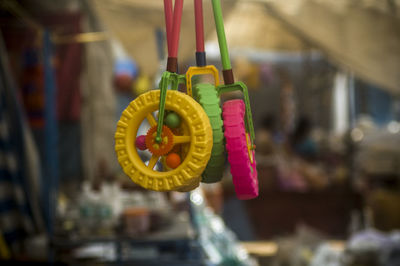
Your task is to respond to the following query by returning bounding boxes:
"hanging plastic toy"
[115,0,213,192]
[211,0,258,200]
[186,0,225,183]
[115,0,258,199]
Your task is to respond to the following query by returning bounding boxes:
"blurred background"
[1,0,400,265]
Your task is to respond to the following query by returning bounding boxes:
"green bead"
[164,112,181,128]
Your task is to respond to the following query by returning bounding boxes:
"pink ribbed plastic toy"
[223,100,258,200]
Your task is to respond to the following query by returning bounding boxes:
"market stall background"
[0,0,400,265]
[91,0,400,94]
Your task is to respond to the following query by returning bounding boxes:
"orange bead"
[166,153,181,169]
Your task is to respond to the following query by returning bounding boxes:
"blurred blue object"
[0,33,40,248]
[114,58,138,78]
[43,30,59,236]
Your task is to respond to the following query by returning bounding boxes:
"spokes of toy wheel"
[137,112,189,171]
[174,135,190,144]
[146,109,190,141]
[147,154,160,170]
[146,113,157,127]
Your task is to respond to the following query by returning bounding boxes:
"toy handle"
[164,0,173,55]
[164,0,184,73]
[194,0,206,66]
[211,0,234,85]
[186,65,220,96]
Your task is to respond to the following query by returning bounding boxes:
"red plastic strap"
[194,0,205,52]
[170,0,184,58]
[163,0,173,55]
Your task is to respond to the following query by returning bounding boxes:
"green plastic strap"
[156,71,186,142]
[211,0,231,71]
[217,82,255,147]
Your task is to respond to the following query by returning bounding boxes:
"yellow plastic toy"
[185,65,219,97]
[115,89,212,191]
[115,0,219,192]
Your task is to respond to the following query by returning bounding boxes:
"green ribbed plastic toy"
[193,83,225,183]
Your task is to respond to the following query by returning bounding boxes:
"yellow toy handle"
[186,65,220,96]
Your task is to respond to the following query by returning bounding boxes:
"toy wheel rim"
[115,90,212,191]
[193,83,225,183]
[223,99,258,199]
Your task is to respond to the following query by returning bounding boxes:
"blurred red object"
[114,73,133,93]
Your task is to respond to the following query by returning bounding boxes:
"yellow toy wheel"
[175,121,201,192]
[115,90,212,191]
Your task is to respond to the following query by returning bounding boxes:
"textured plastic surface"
[223,99,258,200]
[115,90,212,191]
[193,83,225,183]
[176,176,201,192]
[174,116,201,191]
[158,156,200,192]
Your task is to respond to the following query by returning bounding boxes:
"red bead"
[166,153,181,169]
[136,135,147,150]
